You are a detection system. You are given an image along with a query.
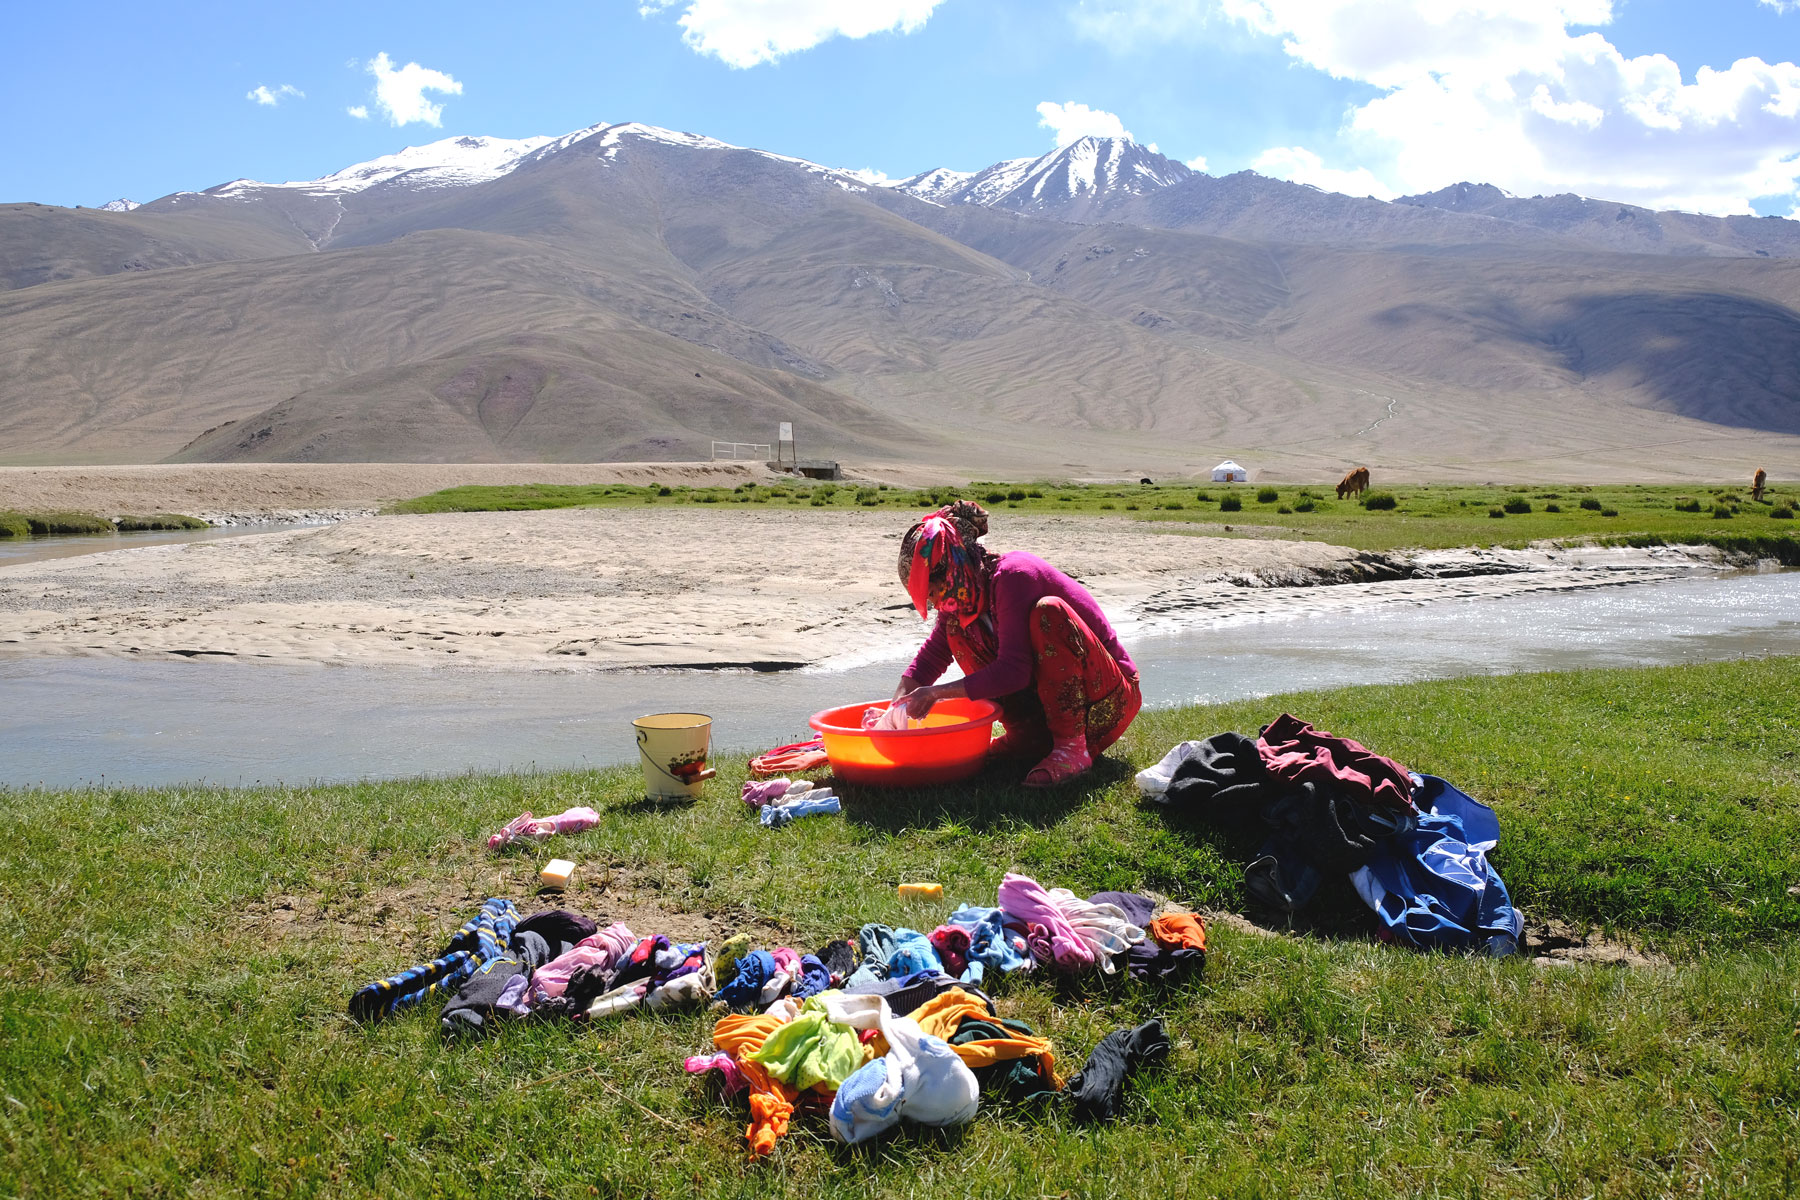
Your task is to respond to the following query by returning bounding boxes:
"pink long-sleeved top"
[902,551,1137,700]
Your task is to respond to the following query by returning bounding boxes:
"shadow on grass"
[835,757,1134,833]
[608,792,703,817]
[1143,798,1382,944]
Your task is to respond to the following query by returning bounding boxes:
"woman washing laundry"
[892,501,1141,787]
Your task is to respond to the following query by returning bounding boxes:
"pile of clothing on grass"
[1137,714,1523,955]
[347,872,1199,1155]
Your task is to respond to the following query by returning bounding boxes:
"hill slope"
[3,121,1799,478]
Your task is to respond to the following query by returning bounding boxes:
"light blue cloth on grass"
[946,904,1034,983]
[760,791,841,828]
[886,928,944,977]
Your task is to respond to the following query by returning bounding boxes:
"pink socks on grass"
[742,779,816,808]
[487,806,600,850]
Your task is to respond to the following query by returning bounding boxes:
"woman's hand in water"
[898,684,940,720]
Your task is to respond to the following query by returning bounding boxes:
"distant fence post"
[711,441,774,461]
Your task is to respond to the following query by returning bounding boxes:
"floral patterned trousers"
[947,596,1142,758]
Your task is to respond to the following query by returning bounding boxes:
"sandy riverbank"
[0,507,1740,670]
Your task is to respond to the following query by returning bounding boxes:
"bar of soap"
[540,859,577,890]
[897,882,943,901]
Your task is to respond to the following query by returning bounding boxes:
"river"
[1,566,1794,789]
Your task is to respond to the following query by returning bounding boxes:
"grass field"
[387,480,1800,557]
[3,656,1798,1197]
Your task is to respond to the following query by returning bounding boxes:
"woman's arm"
[898,677,968,719]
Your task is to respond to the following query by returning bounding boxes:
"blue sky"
[5,1,1799,216]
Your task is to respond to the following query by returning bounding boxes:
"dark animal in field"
[1336,467,1371,500]
[1753,467,1767,502]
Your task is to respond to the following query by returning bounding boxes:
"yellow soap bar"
[897,882,943,901]
[540,858,577,890]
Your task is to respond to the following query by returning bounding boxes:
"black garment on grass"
[815,938,858,984]
[1161,732,1268,812]
[514,909,596,955]
[509,930,555,970]
[1160,730,1412,913]
[440,956,531,1037]
[1067,1019,1170,1123]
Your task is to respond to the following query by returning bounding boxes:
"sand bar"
[0,507,1740,671]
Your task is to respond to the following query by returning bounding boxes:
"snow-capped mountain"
[893,137,1195,217]
[185,121,883,205]
[206,134,561,198]
[167,124,1192,220]
[107,118,1800,263]
[99,198,139,212]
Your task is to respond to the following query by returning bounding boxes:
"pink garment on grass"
[529,921,637,1000]
[741,779,816,808]
[686,1052,752,1097]
[770,947,802,977]
[928,926,970,978]
[1045,889,1144,973]
[486,806,601,850]
[996,872,1095,972]
[1256,713,1416,813]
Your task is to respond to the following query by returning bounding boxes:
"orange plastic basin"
[808,698,1000,787]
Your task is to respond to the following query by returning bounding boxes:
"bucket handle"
[636,726,715,789]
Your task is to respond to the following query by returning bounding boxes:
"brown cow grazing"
[1753,467,1767,502]
[1337,466,1371,500]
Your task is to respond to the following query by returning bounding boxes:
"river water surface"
[2,568,1795,789]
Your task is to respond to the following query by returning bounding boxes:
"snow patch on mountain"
[584,122,876,191]
[209,134,558,198]
[893,167,975,204]
[892,137,1192,213]
[99,198,139,212]
[174,122,1191,216]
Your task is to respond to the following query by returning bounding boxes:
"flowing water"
[0,523,317,567]
[2,568,1795,790]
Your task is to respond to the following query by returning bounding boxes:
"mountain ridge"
[0,116,1795,478]
[99,121,1800,261]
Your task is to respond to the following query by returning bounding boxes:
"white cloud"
[1185,154,1209,171]
[1070,0,1214,50]
[638,0,948,68]
[365,51,463,127]
[347,105,370,120]
[1036,100,1134,146]
[1077,1,1800,214]
[247,84,304,107]
[1760,1,1797,14]
[843,167,897,186]
[1253,146,1395,197]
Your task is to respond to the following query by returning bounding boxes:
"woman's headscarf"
[899,501,995,626]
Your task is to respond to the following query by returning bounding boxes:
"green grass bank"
[3,657,1798,1198]
[387,480,1800,557]
[0,510,208,539]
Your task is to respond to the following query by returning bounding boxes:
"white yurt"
[1211,460,1248,483]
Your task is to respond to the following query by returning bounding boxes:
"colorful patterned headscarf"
[901,501,994,626]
